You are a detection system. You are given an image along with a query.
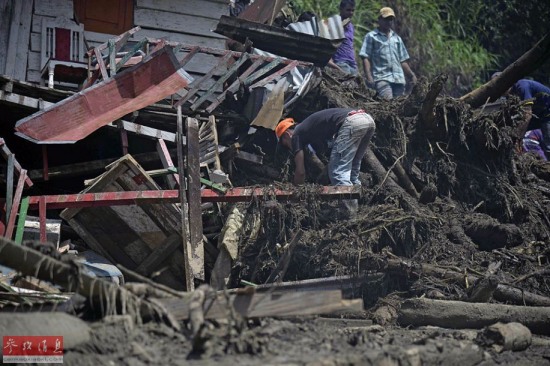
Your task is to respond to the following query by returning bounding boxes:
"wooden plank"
[5,170,26,240]
[0,139,33,188]
[5,154,14,221]
[106,120,178,142]
[157,289,362,320]
[177,107,194,291]
[4,0,22,78]
[134,8,225,39]
[249,60,299,90]
[206,57,264,113]
[94,47,109,80]
[174,53,233,107]
[34,0,72,17]
[186,117,204,281]
[140,29,225,49]
[0,90,55,109]
[0,0,13,75]
[14,196,29,244]
[134,233,181,275]
[26,186,361,209]
[156,139,178,188]
[15,47,193,144]
[13,0,33,80]
[190,53,249,111]
[136,0,227,19]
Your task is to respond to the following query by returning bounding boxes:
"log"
[460,33,550,108]
[372,257,550,306]
[398,298,550,335]
[476,322,532,352]
[0,237,174,321]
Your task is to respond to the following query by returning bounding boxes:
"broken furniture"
[59,155,190,291]
[40,16,87,89]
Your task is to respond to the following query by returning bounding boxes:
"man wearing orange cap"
[275,108,375,188]
[359,7,417,99]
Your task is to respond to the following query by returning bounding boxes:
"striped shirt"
[359,29,410,84]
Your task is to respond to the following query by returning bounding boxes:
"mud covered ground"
[31,70,550,364]
[65,316,550,365]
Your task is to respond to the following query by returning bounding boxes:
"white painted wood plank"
[32,14,55,33]
[30,32,41,52]
[0,0,13,74]
[136,0,227,20]
[34,0,72,17]
[4,0,22,78]
[13,0,33,81]
[26,51,41,73]
[134,8,224,39]
[26,69,43,84]
[143,28,226,49]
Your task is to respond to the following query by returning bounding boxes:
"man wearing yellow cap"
[359,7,417,99]
[275,108,375,187]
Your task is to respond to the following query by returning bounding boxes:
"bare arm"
[401,61,417,84]
[327,59,345,72]
[293,150,306,185]
[362,57,374,86]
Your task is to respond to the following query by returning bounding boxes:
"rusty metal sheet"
[237,0,286,25]
[214,15,343,66]
[15,46,193,144]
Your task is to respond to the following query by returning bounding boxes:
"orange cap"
[275,118,295,139]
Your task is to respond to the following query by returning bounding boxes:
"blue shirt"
[359,29,410,84]
[332,21,357,69]
[513,79,550,118]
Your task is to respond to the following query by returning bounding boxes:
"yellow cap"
[275,118,295,139]
[379,7,395,18]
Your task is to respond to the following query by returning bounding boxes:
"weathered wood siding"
[2,0,33,81]
[22,0,229,84]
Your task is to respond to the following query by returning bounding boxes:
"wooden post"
[177,106,194,291]
[6,153,14,223]
[39,195,46,243]
[156,138,178,188]
[5,170,26,240]
[42,145,49,181]
[186,117,205,281]
[117,120,129,155]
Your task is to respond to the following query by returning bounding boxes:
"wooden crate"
[60,155,187,290]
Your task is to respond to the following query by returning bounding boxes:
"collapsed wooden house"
[0,0,354,295]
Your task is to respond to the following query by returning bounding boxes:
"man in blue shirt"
[359,7,417,99]
[328,0,358,76]
[511,79,550,158]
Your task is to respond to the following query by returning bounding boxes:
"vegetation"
[288,0,549,96]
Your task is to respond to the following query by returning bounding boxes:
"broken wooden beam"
[15,46,193,144]
[157,288,363,320]
[0,138,33,188]
[26,186,361,209]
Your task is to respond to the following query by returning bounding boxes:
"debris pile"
[1,23,549,365]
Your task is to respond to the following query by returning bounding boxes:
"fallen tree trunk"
[0,237,178,322]
[460,33,550,108]
[398,298,550,335]
[367,256,550,306]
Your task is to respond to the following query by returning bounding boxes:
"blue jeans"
[335,62,358,76]
[376,80,405,99]
[328,112,376,186]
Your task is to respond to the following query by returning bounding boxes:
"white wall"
[23,0,229,84]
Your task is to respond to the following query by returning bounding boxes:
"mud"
[39,70,550,364]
